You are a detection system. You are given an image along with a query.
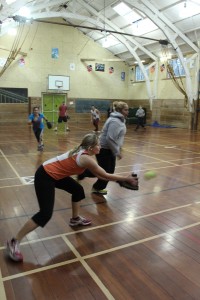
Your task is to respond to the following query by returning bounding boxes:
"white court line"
[0,149,24,184]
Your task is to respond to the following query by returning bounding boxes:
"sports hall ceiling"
[0,0,200,66]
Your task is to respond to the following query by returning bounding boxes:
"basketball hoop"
[55,80,63,93]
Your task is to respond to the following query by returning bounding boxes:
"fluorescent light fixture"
[113,2,132,16]
[134,60,145,64]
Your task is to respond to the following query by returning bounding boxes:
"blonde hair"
[114,101,128,113]
[69,133,99,157]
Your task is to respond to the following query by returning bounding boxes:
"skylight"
[113,2,132,16]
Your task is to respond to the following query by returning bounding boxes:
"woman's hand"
[125,174,139,186]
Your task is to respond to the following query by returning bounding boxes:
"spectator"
[135,105,146,131]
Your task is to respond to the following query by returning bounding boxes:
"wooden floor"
[1,122,200,300]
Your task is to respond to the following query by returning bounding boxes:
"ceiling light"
[18,7,30,17]
[134,60,145,64]
[113,2,132,16]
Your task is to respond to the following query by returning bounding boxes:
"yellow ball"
[144,170,157,180]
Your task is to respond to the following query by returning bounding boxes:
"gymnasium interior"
[0,1,200,299]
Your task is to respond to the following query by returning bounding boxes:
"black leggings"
[33,128,42,143]
[80,148,116,190]
[32,165,85,227]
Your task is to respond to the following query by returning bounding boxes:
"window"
[167,58,185,77]
[135,65,149,81]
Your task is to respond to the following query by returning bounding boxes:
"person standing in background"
[135,105,146,131]
[79,101,129,195]
[91,105,100,132]
[107,103,113,118]
[28,106,48,151]
[54,101,70,132]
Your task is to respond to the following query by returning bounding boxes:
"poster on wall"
[52,48,59,59]
[70,63,75,71]
[19,57,25,66]
[121,72,125,81]
[95,63,105,72]
[87,64,93,72]
[109,67,114,74]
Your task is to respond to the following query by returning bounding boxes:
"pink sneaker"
[7,238,23,262]
[69,216,92,227]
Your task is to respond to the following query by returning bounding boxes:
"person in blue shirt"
[28,106,48,151]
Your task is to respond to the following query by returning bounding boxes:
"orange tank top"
[43,149,88,180]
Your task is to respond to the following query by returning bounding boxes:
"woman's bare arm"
[79,155,138,185]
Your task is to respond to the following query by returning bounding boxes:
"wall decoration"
[70,63,75,71]
[160,64,165,72]
[109,67,114,74]
[150,66,155,73]
[19,57,25,66]
[95,63,105,72]
[121,72,125,81]
[87,64,92,72]
[52,48,59,59]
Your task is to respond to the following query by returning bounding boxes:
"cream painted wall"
[0,22,129,99]
[0,21,197,104]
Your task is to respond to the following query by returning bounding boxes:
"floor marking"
[0,149,24,184]
[21,176,34,185]
[0,268,6,300]
[2,219,200,283]
[62,236,115,300]
[0,202,194,251]
[2,258,79,281]
[82,221,200,260]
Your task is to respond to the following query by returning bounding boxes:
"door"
[42,93,67,124]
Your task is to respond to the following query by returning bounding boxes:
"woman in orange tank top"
[6,133,138,262]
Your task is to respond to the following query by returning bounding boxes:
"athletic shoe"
[69,216,92,227]
[7,238,23,262]
[37,145,44,151]
[91,188,107,195]
[54,127,58,131]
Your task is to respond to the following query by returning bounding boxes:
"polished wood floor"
[1,122,200,300]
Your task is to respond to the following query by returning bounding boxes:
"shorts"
[58,116,68,123]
